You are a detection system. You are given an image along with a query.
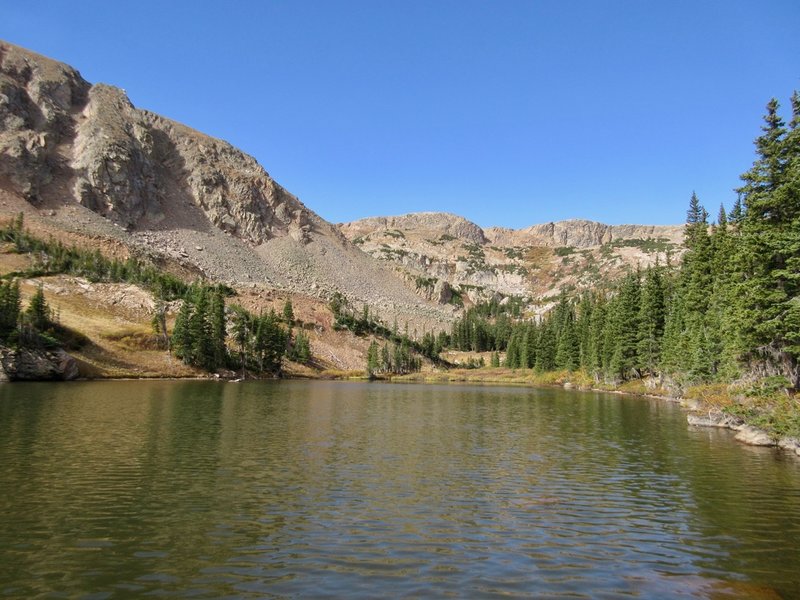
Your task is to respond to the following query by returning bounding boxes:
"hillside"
[339,212,683,309]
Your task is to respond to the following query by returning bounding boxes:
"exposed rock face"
[0,346,79,381]
[340,212,487,244]
[0,42,314,242]
[485,219,684,248]
[0,40,454,332]
[0,42,88,201]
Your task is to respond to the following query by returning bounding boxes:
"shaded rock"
[432,279,452,304]
[0,346,79,381]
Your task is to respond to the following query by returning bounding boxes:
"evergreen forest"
[447,93,800,391]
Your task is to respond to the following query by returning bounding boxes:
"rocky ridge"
[340,212,684,307]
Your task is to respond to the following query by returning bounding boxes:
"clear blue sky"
[3,1,798,228]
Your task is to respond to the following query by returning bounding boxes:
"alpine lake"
[1,380,799,599]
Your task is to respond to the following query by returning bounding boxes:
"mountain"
[0,40,454,333]
[0,40,686,373]
[339,213,683,306]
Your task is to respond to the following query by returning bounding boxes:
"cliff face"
[485,219,683,248]
[0,41,454,331]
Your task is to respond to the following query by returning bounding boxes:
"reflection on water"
[0,380,799,598]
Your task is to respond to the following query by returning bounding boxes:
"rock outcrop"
[340,212,487,244]
[0,345,79,381]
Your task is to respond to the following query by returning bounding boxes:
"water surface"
[1,380,799,598]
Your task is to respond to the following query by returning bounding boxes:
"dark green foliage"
[366,341,379,376]
[210,290,227,367]
[553,295,579,370]
[25,284,51,331]
[365,339,421,375]
[282,299,295,324]
[228,306,287,375]
[734,96,800,387]
[171,284,287,375]
[637,266,666,375]
[0,280,21,341]
[288,329,311,364]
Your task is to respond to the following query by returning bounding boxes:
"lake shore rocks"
[0,345,79,381]
[685,404,800,455]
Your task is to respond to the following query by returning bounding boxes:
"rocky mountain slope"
[340,212,683,306]
[0,40,453,331]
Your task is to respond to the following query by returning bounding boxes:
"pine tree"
[151,300,169,351]
[637,265,666,375]
[607,271,641,380]
[230,306,252,374]
[210,290,227,368]
[282,299,295,324]
[366,341,379,377]
[661,288,689,375]
[290,330,312,364]
[576,292,594,370]
[190,287,214,369]
[535,319,556,372]
[0,280,21,341]
[682,192,713,317]
[729,197,744,224]
[381,343,391,373]
[504,329,521,368]
[26,284,50,331]
[735,95,800,387]
[172,297,194,362]
[586,294,607,378]
[554,300,579,371]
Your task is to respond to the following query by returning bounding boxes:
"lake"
[1,380,799,598]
